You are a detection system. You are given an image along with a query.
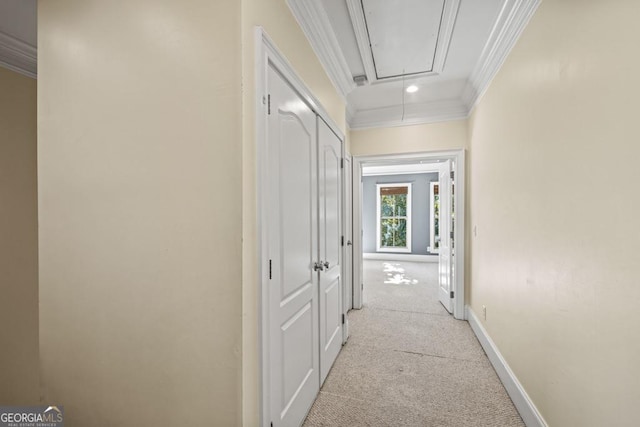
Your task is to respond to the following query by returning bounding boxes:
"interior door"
[318,118,343,385]
[267,65,319,427]
[438,160,453,313]
[342,155,353,343]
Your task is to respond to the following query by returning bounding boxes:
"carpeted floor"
[303,260,525,427]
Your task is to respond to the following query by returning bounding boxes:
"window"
[376,183,411,252]
[429,181,440,253]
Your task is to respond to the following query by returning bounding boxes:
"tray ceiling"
[289,0,541,129]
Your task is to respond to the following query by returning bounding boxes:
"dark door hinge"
[450,231,454,239]
[341,235,344,246]
[267,94,271,115]
[342,314,345,325]
[269,259,272,280]
[450,170,454,180]
[450,291,454,299]
[341,158,344,169]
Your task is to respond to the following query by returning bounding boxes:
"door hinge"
[341,235,344,246]
[269,259,272,280]
[361,283,364,291]
[450,170,454,180]
[342,314,345,325]
[450,291,454,298]
[341,158,344,169]
[270,423,273,427]
[450,231,454,239]
[267,94,271,115]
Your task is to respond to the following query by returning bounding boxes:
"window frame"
[375,182,412,253]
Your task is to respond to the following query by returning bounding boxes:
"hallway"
[303,260,524,426]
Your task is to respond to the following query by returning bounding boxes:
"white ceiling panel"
[363,0,445,78]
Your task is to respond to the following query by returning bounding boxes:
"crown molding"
[462,0,541,110]
[349,99,469,130]
[0,31,37,79]
[287,0,354,103]
[345,102,356,128]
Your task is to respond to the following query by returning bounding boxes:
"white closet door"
[267,65,319,427]
[317,118,343,385]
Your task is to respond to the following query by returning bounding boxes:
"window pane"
[380,218,407,248]
[380,193,407,217]
[395,194,407,216]
[380,218,392,247]
[380,195,394,217]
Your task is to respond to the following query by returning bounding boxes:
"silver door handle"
[323,261,330,269]
[347,240,352,246]
[313,262,324,272]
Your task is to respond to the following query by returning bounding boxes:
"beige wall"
[38,1,242,425]
[349,120,468,156]
[0,67,39,405]
[468,1,640,425]
[240,2,346,425]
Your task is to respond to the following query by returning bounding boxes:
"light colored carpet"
[303,260,525,427]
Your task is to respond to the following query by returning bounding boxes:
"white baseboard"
[363,253,438,263]
[466,306,547,427]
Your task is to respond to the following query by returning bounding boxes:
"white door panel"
[281,303,314,411]
[318,118,343,385]
[438,160,453,313]
[323,277,341,348]
[267,65,319,427]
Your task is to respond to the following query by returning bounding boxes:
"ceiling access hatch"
[350,0,460,82]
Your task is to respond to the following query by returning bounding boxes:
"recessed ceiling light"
[406,85,419,93]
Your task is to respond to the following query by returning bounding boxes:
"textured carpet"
[303,260,525,427]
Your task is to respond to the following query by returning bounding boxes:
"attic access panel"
[360,0,457,80]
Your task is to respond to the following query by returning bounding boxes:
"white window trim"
[375,183,412,253]
[429,181,440,254]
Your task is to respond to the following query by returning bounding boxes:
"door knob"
[347,240,352,246]
[323,261,330,269]
[313,261,324,272]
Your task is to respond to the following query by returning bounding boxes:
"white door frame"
[342,153,353,342]
[352,150,467,320]
[255,27,345,427]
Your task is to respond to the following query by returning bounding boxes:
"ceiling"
[0,0,540,130]
[288,0,540,129]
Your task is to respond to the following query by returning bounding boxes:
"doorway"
[351,150,466,320]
